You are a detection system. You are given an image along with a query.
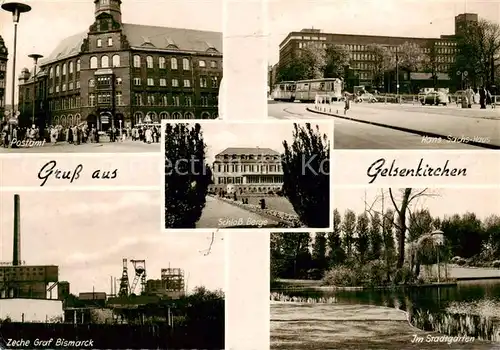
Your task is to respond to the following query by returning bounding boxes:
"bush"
[492,260,500,268]
[362,260,386,287]
[323,266,363,286]
[393,265,417,285]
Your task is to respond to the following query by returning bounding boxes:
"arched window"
[172,112,182,119]
[67,115,74,126]
[76,59,81,72]
[90,56,98,69]
[201,111,211,119]
[171,58,178,70]
[146,56,153,69]
[89,79,95,87]
[184,112,194,119]
[69,61,74,74]
[134,112,143,124]
[182,58,190,70]
[62,63,67,75]
[101,55,109,68]
[133,55,141,68]
[75,114,82,125]
[159,57,166,69]
[49,67,53,78]
[55,65,60,77]
[159,112,169,119]
[112,54,120,67]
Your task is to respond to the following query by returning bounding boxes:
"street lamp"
[28,53,43,127]
[2,1,31,147]
[456,70,468,90]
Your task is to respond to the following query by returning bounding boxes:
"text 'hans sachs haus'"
[366,158,467,184]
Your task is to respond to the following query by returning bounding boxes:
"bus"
[272,81,296,102]
[295,78,343,102]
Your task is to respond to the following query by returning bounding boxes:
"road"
[268,101,491,149]
[0,140,160,153]
[196,196,278,229]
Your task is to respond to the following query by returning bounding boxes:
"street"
[196,196,279,229]
[268,101,497,149]
[0,140,160,153]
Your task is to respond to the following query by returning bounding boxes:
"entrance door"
[100,112,112,131]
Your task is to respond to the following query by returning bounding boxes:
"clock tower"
[94,0,122,26]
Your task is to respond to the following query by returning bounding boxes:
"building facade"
[0,36,7,120]
[146,268,185,298]
[277,13,479,89]
[0,265,59,299]
[210,147,284,195]
[18,0,222,132]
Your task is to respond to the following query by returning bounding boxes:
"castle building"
[277,13,479,89]
[0,35,7,119]
[18,0,222,131]
[209,147,284,195]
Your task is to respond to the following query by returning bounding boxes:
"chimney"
[13,194,21,266]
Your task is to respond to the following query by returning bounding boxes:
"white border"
[160,119,334,233]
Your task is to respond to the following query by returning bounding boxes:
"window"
[134,93,142,105]
[185,96,192,106]
[69,82,74,90]
[112,55,120,67]
[146,56,153,69]
[161,95,168,106]
[183,58,190,70]
[49,67,54,78]
[172,79,179,87]
[159,78,167,86]
[147,78,154,86]
[89,79,95,87]
[62,64,67,75]
[200,77,208,88]
[98,93,111,104]
[134,77,141,86]
[159,57,166,69]
[88,93,96,106]
[133,55,141,68]
[172,96,180,106]
[56,86,59,93]
[116,77,123,85]
[101,55,109,68]
[108,37,113,46]
[97,39,102,47]
[211,61,217,68]
[171,58,178,70]
[69,62,73,74]
[115,92,123,106]
[147,94,155,105]
[90,57,98,69]
[62,84,66,92]
[211,76,218,88]
[76,81,80,89]
[199,60,206,68]
[160,112,169,119]
[201,95,208,106]
[55,65,60,77]
[76,59,81,72]
[101,0,109,5]
[183,79,191,87]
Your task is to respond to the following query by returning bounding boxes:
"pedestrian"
[479,87,486,109]
[344,92,351,115]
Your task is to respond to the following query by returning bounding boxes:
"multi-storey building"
[0,35,7,119]
[145,268,185,299]
[210,147,284,195]
[277,13,478,89]
[18,0,222,132]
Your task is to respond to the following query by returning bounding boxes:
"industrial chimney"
[13,194,21,266]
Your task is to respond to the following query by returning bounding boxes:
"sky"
[0,191,225,295]
[182,121,332,164]
[333,187,500,221]
[0,0,223,106]
[268,0,500,64]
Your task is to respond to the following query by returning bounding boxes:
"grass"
[245,196,297,215]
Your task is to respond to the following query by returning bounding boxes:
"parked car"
[420,91,448,106]
[354,92,377,103]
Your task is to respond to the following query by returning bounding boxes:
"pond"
[271,279,500,341]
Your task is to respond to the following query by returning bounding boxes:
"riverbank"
[270,302,495,349]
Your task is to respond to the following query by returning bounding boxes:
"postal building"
[17,0,222,132]
[0,35,7,119]
[210,147,284,195]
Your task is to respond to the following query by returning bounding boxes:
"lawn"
[246,196,297,216]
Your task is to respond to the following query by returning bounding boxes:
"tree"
[355,213,370,262]
[327,209,345,266]
[324,44,351,78]
[441,213,485,258]
[277,60,310,82]
[369,212,383,261]
[397,42,427,73]
[484,215,500,258]
[341,209,356,260]
[312,232,327,274]
[423,43,439,88]
[300,43,327,79]
[164,123,211,228]
[270,232,312,279]
[281,123,330,228]
[408,209,434,242]
[365,44,394,88]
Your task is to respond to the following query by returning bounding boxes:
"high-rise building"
[18,0,222,131]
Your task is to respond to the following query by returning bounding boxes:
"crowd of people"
[1,122,161,148]
[462,86,495,109]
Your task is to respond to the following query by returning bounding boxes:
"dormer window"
[101,0,110,5]
[97,39,102,48]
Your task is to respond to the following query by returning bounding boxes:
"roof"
[41,24,222,66]
[216,147,281,156]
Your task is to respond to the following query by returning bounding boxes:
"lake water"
[272,279,500,341]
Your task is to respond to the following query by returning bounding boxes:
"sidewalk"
[308,103,500,149]
[271,302,495,349]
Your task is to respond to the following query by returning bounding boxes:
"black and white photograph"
[0,191,225,349]
[0,0,222,153]
[162,120,332,230]
[271,188,500,349]
[267,0,500,150]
